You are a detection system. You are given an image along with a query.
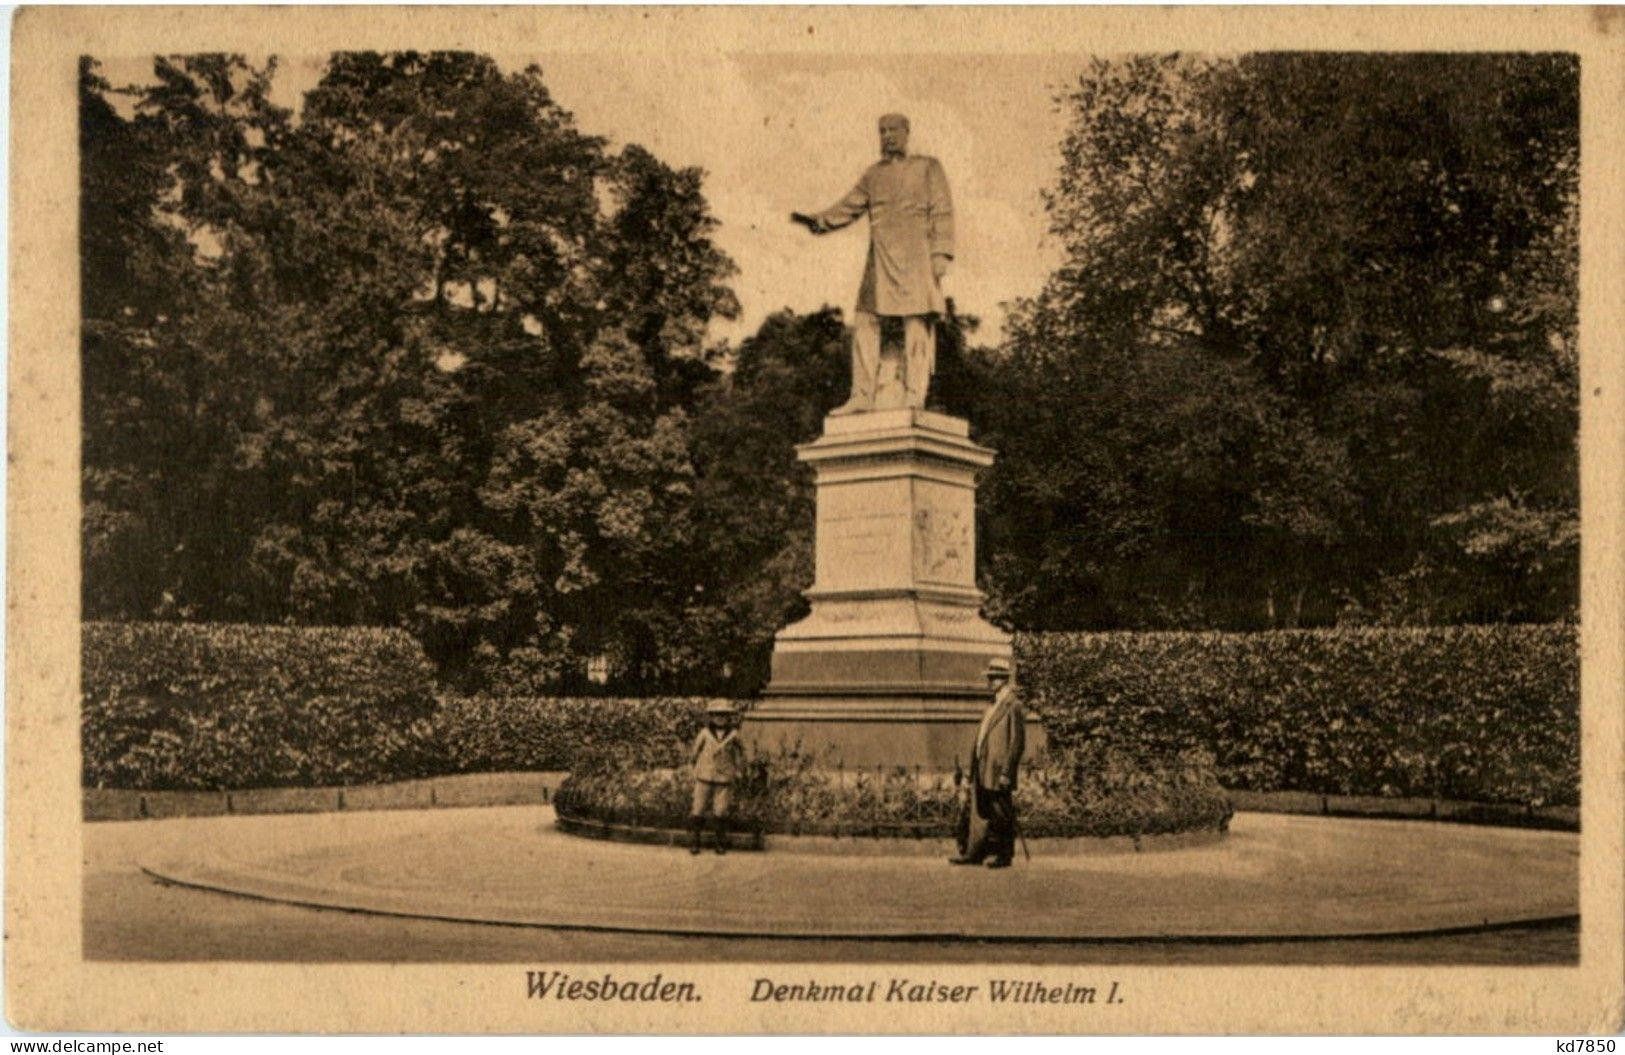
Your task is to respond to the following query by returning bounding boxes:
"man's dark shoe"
[985,857,1012,869]
[947,855,983,865]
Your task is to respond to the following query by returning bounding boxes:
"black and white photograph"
[7,4,1623,1037]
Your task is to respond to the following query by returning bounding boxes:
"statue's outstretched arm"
[802,173,871,234]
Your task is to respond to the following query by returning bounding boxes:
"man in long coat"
[798,113,954,413]
[951,657,1025,868]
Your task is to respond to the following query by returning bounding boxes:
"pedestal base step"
[744,699,1047,770]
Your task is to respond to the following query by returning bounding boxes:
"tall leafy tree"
[597,143,741,407]
[684,308,850,691]
[81,52,742,689]
[980,52,1577,628]
[81,55,293,620]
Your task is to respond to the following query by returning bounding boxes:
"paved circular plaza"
[135,805,1578,942]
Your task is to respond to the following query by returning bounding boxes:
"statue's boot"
[830,397,869,416]
[689,818,704,855]
[712,817,729,855]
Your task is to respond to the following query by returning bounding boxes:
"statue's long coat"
[813,154,955,317]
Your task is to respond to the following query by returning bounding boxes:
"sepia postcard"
[7,4,1625,1036]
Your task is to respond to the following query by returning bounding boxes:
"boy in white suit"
[689,700,744,855]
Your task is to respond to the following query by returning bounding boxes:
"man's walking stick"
[1012,801,1031,862]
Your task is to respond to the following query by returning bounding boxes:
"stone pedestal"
[745,408,1043,769]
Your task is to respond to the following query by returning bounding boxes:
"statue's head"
[878,113,910,158]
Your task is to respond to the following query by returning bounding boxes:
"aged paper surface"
[9,5,1625,1035]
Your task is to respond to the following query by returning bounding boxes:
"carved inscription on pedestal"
[818,507,908,591]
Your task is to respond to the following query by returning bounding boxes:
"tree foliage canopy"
[82,52,742,689]
[82,51,1579,693]
[978,52,1577,629]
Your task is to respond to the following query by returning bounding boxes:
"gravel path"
[83,805,1578,960]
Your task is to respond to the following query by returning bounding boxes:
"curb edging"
[87,775,1579,833]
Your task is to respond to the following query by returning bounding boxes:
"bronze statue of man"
[794,113,955,414]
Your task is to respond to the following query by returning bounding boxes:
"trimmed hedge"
[82,621,442,790]
[1015,624,1578,806]
[83,621,1579,809]
[554,742,1233,840]
[432,694,710,774]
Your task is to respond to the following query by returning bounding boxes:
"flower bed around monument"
[553,742,1233,840]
